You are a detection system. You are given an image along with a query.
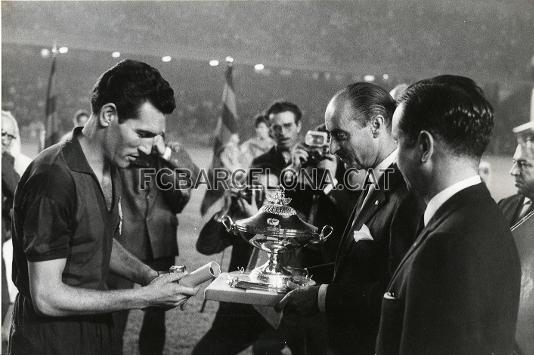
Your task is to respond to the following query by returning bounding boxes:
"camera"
[231,184,273,207]
[302,130,331,167]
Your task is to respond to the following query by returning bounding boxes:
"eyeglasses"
[1,131,16,140]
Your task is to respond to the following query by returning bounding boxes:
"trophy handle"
[221,215,235,233]
[319,225,333,242]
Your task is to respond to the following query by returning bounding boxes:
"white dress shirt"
[423,175,482,227]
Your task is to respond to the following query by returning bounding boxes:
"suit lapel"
[388,195,459,284]
[333,166,398,277]
[334,191,365,270]
[388,183,486,286]
[340,188,386,258]
[389,221,435,284]
[273,147,289,169]
[354,188,386,228]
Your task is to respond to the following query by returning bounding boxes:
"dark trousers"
[192,302,327,355]
[9,295,114,355]
[107,257,174,355]
[192,302,283,355]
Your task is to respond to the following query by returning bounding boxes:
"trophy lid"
[233,188,318,237]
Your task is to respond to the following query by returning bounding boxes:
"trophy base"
[249,262,315,292]
[205,272,284,306]
[204,271,315,307]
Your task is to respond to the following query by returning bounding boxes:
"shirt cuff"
[161,146,172,161]
[317,283,328,312]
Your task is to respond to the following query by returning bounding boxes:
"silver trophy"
[221,188,333,292]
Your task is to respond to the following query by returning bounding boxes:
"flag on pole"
[200,63,238,216]
[41,54,59,150]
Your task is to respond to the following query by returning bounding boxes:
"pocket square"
[353,223,373,243]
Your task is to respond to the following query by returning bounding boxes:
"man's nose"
[510,162,520,176]
[138,138,153,155]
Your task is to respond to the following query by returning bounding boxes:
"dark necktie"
[517,198,533,221]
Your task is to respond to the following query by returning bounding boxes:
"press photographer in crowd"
[252,101,354,266]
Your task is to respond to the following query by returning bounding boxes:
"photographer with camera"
[248,101,355,353]
[283,125,359,264]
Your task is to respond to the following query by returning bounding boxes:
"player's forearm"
[110,239,157,285]
[32,282,151,317]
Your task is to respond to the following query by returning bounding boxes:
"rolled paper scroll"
[180,261,221,287]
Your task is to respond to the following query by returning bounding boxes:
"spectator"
[498,121,534,226]
[59,109,90,143]
[1,110,30,345]
[220,133,243,173]
[239,114,275,168]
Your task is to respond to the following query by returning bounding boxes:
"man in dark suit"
[376,75,521,355]
[499,121,534,227]
[277,83,423,355]
[108,135,200,355]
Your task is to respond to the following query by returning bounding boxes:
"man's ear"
[418,130,434,163]
[296,121,302,133]
[98,103,118,128]
[370,115,384,138]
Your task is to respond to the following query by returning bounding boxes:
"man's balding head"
[325,82,397,169]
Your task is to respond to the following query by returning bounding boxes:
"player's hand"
[237,188,259,217]
[317,153,338,179]
[290,144,309,169]
[142,272,198,309]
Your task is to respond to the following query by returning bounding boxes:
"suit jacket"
[376,183,521,355]
[251,145,287,176]
[498,193,526,227]
[117,143,199,261]
[324,164,423,355]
